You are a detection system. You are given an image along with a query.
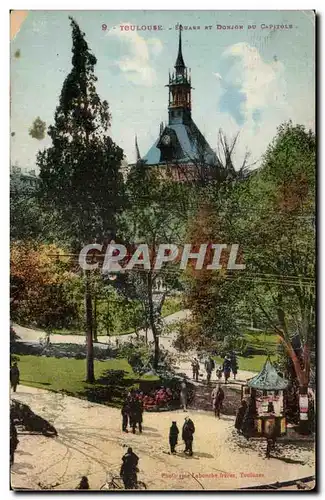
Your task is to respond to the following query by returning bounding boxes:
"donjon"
[137,26,217,182]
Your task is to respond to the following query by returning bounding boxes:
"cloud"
[107,23,163,86]
[213,72,222,81]
[219,42,287,127]
[211,42,294,165]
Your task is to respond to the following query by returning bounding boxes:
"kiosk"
[242,356,289,438]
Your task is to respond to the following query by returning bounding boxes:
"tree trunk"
[298,385,310,435]
[147,273,159,369]
[93,294,98,343]
[84,270,95,383]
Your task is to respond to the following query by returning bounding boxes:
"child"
[169,421,179,454]
[216,366,223,380]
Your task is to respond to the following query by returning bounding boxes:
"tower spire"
[175,25,185,70]
[135,135,141,162]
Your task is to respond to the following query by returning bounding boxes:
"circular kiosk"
[242,356,289,439]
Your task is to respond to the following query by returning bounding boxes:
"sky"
[10,10,315,171]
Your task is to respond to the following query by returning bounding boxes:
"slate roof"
[142,120,217,166]
[247,357,289,391]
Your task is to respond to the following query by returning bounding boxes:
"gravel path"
[12,310,190,349]
[11,386,315,491]
[12,311,257,383]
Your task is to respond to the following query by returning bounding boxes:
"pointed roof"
[247,356,289,390]
[141,121,217,166]
[175,25,185,69]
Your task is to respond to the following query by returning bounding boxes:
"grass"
[243,330,279,350]
[17,355,159,406]
[213,330,280,373]
[214,354,277,373]
[161,296,183,318]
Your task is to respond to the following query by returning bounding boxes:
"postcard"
[10,10,315,491]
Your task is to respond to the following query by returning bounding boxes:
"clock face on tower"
[162,134,171,146]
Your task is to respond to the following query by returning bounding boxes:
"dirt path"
[12,312,257,383]
[11,386,315,491]
[12,310,190,348]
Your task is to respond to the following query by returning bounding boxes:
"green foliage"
[11,242,80,329]
[161,296,183,317]
[37,17,125,247]
[176,122,315,379]
[29,117,46,140]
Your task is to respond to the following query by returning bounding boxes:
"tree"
[116,161,185,369]
[37,18,126,382]
[10,174,67,243]
[29,117,46,140]
[236,122,315,433]
[10,242,77,328]
[175,130,250,351]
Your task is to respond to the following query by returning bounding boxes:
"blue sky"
[11,10,315,170]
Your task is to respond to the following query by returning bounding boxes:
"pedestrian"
[182,417,195,456]
[180,379,188,411]
[211,384,225,418]
[191,358,200,382]
[235,399,248,433]
[169,421,179,454]
[76,476,89,489]
[10,362,20,393]
[10,416,19,466]
[216,365,223,381]
[222,356,231,383]
[121,399,130,433]
[231,354,238,380]
[129,397,143,434]
[120,447,139,490]
[204,357,215,384]
[242,397,257,439]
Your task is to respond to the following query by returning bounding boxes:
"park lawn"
[161,296,183,318]
[243,330,279,350]
[214,354,277,373]
[213,330,279,373]
[17,355,159,405]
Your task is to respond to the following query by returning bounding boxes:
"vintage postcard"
[10,10,315,491]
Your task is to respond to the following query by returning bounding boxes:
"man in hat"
[222,356,232,383]
[182,416,195,456]
[235,399,248,433]
[169,421,179,454]
[191,358,200,382]
[121,398,130,433]
[211,384,225,418]
[204,357,215,384]
[120,447,139,489]
[10,362,20,393]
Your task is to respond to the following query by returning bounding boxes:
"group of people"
[141,387,173,410]
[191,353,238,384]
[121,391,144,434]
[169,416,195,456]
